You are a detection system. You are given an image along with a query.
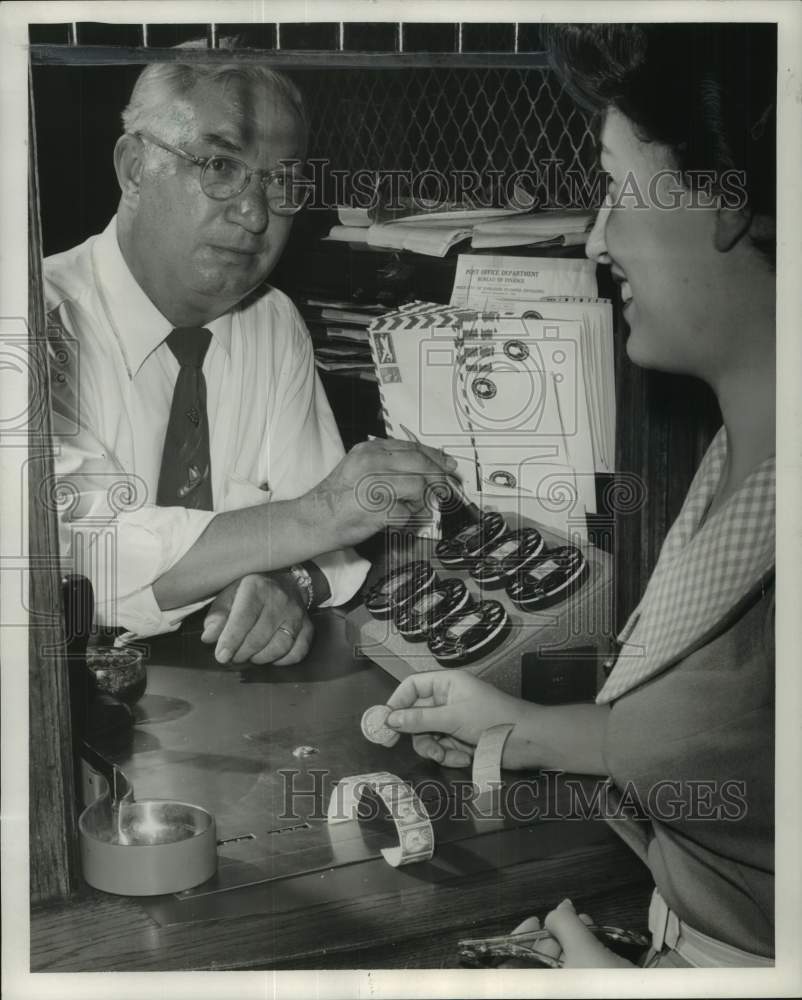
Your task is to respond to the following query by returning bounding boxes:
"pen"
[398,423,483,493]
[397,424,480,525]
[552,372,571,466]
[398,423,478,474]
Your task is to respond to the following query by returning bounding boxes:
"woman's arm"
[505,699,611,775]
[386,671,610,776]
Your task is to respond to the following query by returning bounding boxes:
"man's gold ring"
[277,624,295,640]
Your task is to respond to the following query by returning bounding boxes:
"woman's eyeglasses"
[132,132,310,215]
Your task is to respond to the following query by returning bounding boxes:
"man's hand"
[385,671,529,768]
[502,901,635,968]
[308,438,459,548]
[153,439,459,612]
[200,572,313,666]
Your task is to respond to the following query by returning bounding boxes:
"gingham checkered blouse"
[597,427,775,704]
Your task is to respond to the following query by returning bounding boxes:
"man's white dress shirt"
[44,217,369,636]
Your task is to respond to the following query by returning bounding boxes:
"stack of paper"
[366,256,615,538]
[325,225,371,244]
[448,257,614,470]
[324,222,473,255]
[450,253,597,308]
[325,205,536,257]
[336,206,372,227]
[301,297,388,380]
[314,340,373,371]
[470,210,593,249]
[366,222,472,257]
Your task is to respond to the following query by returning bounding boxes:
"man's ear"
[714,205,753,252]
[114,134,145,210]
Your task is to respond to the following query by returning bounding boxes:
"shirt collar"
[92,216,232,377]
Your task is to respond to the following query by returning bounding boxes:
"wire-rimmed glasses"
[132,131,310,215]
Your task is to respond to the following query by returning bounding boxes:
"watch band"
[289,563,315,610]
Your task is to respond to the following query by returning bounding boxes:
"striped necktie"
[156,327,213,509]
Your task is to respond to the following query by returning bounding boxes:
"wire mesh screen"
[295,67,600,209]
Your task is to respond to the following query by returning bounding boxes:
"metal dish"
[78,744,217,896]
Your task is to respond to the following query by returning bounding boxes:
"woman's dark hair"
[543,23,776,235]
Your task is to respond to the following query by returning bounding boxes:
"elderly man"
[45,61,453,666]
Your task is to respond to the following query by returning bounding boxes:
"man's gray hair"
[121,60,308,146]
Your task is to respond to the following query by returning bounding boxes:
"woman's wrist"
[501,700,543,770]
[502,701,611,776]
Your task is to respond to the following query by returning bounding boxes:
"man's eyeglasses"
[132,132,310,215]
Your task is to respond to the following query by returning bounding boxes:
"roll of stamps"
[326,772,435,867]
[472,723,515,799]
[379,782,434,866]
[381,821,435,867]
[327,770,397,824]
[364,560,437,621]
[360,704,400,747]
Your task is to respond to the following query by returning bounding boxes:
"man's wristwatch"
[288,564,315,610]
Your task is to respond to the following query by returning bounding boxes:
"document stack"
[324,206,592,258]
[300,297,388,380]
[367,255,615,539]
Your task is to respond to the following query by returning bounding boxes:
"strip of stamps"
[472,723,515,799]
[326,771,435,867]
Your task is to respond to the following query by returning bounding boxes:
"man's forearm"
[507,701,611,776]
[152,496,338,611]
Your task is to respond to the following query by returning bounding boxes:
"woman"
[385,23,776,968]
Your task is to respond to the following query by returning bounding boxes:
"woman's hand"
[504,900,634,968]
[386,671,529,767]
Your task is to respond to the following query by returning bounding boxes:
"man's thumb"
[201,608,226,643]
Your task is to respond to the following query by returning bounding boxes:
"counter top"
[31,607,652,971]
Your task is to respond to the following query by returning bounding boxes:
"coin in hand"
[360,704,400,747]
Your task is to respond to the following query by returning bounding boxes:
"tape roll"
[470,528,545,589]
[427,599,510,666]
[364,560,437,621]
[506,544,588,611]
[396,577,472,642]
[434,510,507,568]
